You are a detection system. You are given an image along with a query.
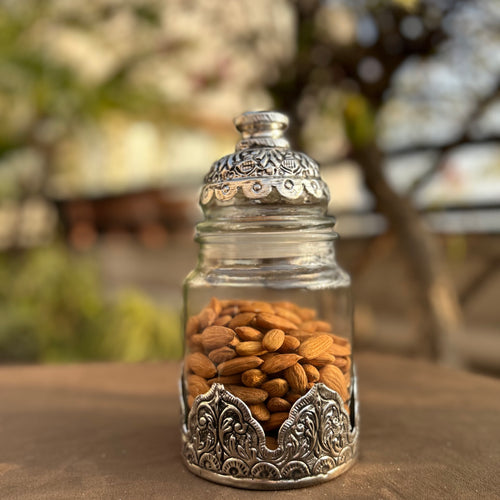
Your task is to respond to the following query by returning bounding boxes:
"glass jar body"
[182,227,354,444]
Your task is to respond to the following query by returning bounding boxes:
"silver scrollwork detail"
[181,378,358,489]
[201,148,330,205]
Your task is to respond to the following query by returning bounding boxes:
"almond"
[187,394,195,409]
[298,334,333,359]
[249,403,271,421]
[262,412,289,431]
[228,312,256,329]
[241,369,267,387]
[303,364,320,383]
[328,332,350,346]
[262,329,285,352]
[296,307,316,322]
[226,385,268,404]
[273,306,302,326]
[186,352,217,378]
[254,313,298,332]
[207,374,241,386]
[239,301,274,314]
[284,363,308,394]
[217,355,264,376]
[221,305,240,317]
[285,391,302,404]
[261,353,303,374]
[187,374,210,397]
[266,397,291,413]
[208,346,236,364]
[198,307,217,330]
[209,297,222,316]
[328,343,352,357]
[201,325,235,351]
[265,436,278,450]
[332,356,348,369]
[306,353,336,367]
[301,320,331,332]
[235,326,264,342]
[260,378,289,398]
[187,334,203,352]
[278,335,300,353]
[319,365,349,401]
[185,315,200,337]
[287,330,315,342]
[235,341,267,356]
[213,315,232,326]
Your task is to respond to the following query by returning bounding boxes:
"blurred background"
[0,0,498,373]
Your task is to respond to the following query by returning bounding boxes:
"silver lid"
[200,111,330,207]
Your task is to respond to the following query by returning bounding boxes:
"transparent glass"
[182,205,353,445]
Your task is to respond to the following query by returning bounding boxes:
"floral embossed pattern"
[181,380,358,487]
[200,148,329,204]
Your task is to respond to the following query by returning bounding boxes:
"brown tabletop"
[0,353,499,499]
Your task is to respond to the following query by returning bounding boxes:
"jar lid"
[200,111,330,207]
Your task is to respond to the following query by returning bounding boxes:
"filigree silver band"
[201,148,330,205]
[180,375,358,490]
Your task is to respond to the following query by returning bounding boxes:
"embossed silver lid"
[200,111,330,208]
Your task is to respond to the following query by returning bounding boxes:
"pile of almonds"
[185,297,352,443]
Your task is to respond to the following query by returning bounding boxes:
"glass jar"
[181,111,358,489]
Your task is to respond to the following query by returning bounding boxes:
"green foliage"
[0,245,182,363]
[342,93,376,148]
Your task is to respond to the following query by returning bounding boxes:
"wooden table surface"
[0,353,499,499]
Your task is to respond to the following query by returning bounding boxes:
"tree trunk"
[353,143,464,366]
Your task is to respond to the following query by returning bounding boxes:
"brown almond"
[265,436,278,450]
[329,332,350,346]
[261,353,303,374]
[332,356,348,369]
[301,320,331,332]
[187,334,203,352]
[228,312,256,329]
[278,335,301,353]
[208,346,236,364]
[249,403,271,422]
[319,365,349,401]
[213,315,232,326]
[217,355,264,376]
[235,326,264,342]
[185,315,200,336]
[239,301,274,314]
[306,353,336,367]
[198,307,217,330]
[303,364,320,383]
[201,325,235,351]
[226,385,268,404]
[273,306,302,326]
[209,297,222,316]
[261,378,289,398]
[241,369,267,387]
[287,330,315,342]
[262,329,285,352]
[272,301,299,312]
[235,341,267,356]
[298,334,333,359]
[285,391,302,404]
[186,352,217,378]
[284,363,308,394]
[207,374,241,385]
[254,313,298,332]
[262,412,289,431]
[267,397,292,413]
[187,374,210,397]
[296,307,316,321]
[328,343,352,357]
[221,305,240,316]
